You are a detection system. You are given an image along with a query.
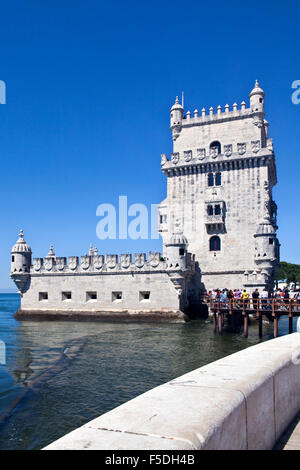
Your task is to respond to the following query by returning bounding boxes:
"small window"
[210,236,221,251]
[160,214,167,224]
[215,204,221,215]
[207,205,213,215]
[62,291,72,301]
[269,238,274,245]
[12,256,15,262]
[208,173,214,186]
[86,291,97,301]
[39,292,48,301]
[139,291,150,301]
[112,291,122,302]
[179,248,185,256]
[215,173,221,186]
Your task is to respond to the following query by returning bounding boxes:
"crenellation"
[10,81,279,319]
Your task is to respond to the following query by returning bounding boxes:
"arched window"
[208,173,214,186]
[210,141,221,155]
[215,172,221,186]
[210,236,221,251]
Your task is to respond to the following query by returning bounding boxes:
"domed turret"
[254,218,279,266]
[170,96,184,141]
[165,233,188,269]
[249,80,265,114]
[10,230,32,294]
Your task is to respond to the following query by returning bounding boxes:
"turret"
[10,230,32,294]
[249,80,265,114]
[165,233,188,269]
[254,218,279,288]
[170,96,183,141]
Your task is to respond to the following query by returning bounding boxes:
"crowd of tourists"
[204,287,300,310]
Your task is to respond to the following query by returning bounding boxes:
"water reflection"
[0,294,295,450]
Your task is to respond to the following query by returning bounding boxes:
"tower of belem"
[158,81,280,292]
[10,81,280,321]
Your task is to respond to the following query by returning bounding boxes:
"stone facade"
[10,232,196,321]
[10,81,280,319]
[158,81,280,292]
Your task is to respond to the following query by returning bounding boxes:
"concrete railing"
[44,332,300,450]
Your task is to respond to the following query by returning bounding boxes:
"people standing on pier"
[242,289,249,309]
[252,289,259,310]
[260,288,269,310]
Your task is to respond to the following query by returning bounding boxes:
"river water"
[0,293,296,450]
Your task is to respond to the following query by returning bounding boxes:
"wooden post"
[242,299,248,338]
[274,314,278,338]
[258,311,263,338]
[244,313,248,338]
[218,312,222,334]
[288,299,293,334]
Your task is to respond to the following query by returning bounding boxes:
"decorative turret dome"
[249,80,265,98]
[166,233,188,246]
[11,230,32,253]
[46,245,56,258]
[255,219,276,235]
[170,96,183,111]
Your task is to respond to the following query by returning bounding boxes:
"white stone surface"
[44,333,300,450]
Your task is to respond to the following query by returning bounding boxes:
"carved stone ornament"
[135,253,145,268]
[210,146,219,158]
[106,254,117,269]
[69,256,78,270]
[171,152,179,164]
[149,252,160,268]
[93,255,104,270]
[44,257,54,271]
[33,258,42,272]
[160,153,167,166]
[237,143,246,155]
[56,257,65,271]
[251,140,260,153]
[197,148,206,160]
[81,255,90,270]
[120,254,131,269]
[224,144,232,157]
[184,150,192,162]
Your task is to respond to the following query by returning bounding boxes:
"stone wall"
[44,333,300,450]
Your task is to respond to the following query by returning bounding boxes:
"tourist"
[252,289,259,310]
[260,288,269,309]
[242,289,249,309]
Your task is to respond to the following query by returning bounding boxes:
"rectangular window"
[269,238,274,245]
[160,214,167,224]
[86,291,97,301]
[12,256,15,262]
[112,291,122,302]
[139,291,150,301]
[39,292,48,301]
[179,248,185,256]
[62,291,72,301]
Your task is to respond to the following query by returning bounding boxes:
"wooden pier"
[205,298,300,338]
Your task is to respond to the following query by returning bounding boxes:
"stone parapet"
[44,333,300,450]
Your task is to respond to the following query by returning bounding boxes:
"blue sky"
[0,0,299,289]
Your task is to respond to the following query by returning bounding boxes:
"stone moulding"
[43,333,300,450]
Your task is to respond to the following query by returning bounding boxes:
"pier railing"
[203,297,300,338]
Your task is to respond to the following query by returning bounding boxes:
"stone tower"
[10,230,32,294]
[159,82,280,292]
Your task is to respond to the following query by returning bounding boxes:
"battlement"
[183,101,256,126]
[30,251,194,274]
